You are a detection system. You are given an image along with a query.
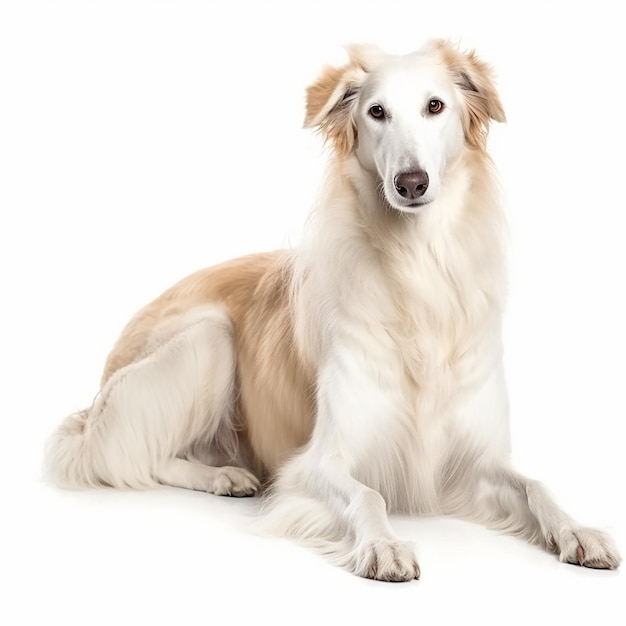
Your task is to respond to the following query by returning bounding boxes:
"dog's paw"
[351,538,420,582]
[554,526,620,570]
[210,466,261,497]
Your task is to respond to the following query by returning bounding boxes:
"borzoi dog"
[47,40,620,581]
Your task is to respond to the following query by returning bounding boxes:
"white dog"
[47,40,620,581]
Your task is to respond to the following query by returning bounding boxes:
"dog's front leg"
[266,350,420,582]
[347,498,421,581]
[478,468,621,569]
[279,449,421,582]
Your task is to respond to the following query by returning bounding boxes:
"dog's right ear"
[304,45,381,157]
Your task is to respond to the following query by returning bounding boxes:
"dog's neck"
[345,148,504,331]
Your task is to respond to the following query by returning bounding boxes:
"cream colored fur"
[47,40,620,580]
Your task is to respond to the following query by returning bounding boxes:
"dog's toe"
[557,526,620,570]
[352,538,420,582]
[210,466,261,497]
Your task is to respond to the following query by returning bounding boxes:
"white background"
[1,1,624,624]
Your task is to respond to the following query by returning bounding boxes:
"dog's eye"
[428,99,444,115]
[368,104,386,120]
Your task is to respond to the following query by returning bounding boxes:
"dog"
[47,39,620,581]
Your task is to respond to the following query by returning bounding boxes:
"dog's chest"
[361,267,503,512]
[358,334,502,515]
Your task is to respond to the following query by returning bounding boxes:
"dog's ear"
[433,40,506,149]
[304,45,381,156]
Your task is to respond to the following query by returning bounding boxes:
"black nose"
[394,170,429,200]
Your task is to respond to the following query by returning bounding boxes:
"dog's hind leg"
[155,458,259,496]
[47,306,260,496]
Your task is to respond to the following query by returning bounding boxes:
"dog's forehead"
[363,52,451,100]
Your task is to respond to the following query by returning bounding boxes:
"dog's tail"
[45,408,90,487]
[45,404,134,489]
[44,385,160,489]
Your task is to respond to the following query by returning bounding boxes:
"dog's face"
[354,54,466,212]
[305,40,506,214]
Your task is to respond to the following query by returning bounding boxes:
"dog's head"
[305,40,505,213]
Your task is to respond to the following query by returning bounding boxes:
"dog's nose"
[394,170,429,200]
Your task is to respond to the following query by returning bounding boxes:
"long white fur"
[47,40,620,580]
[48,308,260,495]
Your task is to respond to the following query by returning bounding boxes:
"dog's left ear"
[304,45,381,156]
[433,40,506,149]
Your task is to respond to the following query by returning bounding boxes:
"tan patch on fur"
[102,252,316,475]
[433,40,506,150]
